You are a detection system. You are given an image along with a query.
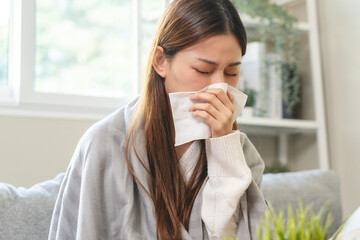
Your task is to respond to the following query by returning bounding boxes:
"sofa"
[0,169,342,240]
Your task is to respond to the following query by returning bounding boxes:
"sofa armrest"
[0,173,65,240]
[261,169,342,237]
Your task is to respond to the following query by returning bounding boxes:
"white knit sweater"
[179,130,252,239]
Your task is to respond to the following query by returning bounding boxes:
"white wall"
[0,115,95,187]
[0,114,280,187]
[318,0,360,218]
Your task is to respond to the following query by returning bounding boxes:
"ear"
[152,46,168,78]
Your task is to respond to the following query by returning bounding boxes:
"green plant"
[232,0,301,117]
[281,62,300,118]
[264,161,290,173]
[243,88,257,107]
[257,201,333,240]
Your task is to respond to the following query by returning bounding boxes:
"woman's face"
[162,34,242,93]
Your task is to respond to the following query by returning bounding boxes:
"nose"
[210,71,226,85]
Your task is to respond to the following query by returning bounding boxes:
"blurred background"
[0,0,359,220]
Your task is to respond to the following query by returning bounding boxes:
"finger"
[189,91,225,112]
[189,101,233,128]
[205,89,233,107]
[189,92,233,123]
[190,89,234,115]
[227,91,234,104]
[190,110,217,128]
[189,103,221,120]
[191,110,231,137]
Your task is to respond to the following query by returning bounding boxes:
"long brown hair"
[125,0,247,239]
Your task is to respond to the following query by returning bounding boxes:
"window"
[0,0,169,117]
[140,0,165,74]
[35,0,134,98]
[0,0,11,87]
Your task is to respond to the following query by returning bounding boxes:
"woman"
[48,0,268,239]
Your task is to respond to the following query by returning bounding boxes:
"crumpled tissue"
[169,83,247,146]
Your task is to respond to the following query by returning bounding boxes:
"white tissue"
[169,83,247,146]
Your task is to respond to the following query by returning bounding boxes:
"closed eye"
[194,68,238,76]
[225,73,238,77]
[194,68,211,75]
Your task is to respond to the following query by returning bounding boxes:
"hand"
[188,88,235,138]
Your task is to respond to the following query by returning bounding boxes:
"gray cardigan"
[48,98,268,239]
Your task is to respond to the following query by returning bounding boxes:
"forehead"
[176,34,242,61]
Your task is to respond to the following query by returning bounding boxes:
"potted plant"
[232,0,301,119]
[242,87,257,118]
[264,161,290,174]
[256,201,333,240]
[222,201,332,240]
[281,62,300,118]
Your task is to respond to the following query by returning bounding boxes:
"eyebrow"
[196,58,241,67]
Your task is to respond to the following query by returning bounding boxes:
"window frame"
[0,0,13,104]
[0,0,167,119]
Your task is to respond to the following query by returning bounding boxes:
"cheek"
[172,67,211,92]
[228,78,240,88]
[183,74,210,91]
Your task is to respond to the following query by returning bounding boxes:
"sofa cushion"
[0,173,64,240]
[262,169,342,237]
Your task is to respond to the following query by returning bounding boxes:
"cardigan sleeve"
[240,132,265,188]
[201,130,254,239]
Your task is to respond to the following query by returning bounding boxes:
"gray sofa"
[0,169,342,240]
